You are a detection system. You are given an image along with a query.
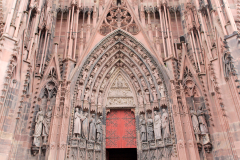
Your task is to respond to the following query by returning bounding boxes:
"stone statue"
[152,89,158,101]
[154,111,162,140]
[96,116,103,142]
[162,109,170,139]
[197,105,209,134]
[158,84,165,98]
[42,106,52,143]
[88,75,93,86]
[153,69,159,79]
[223,53,233,78]
[33,107,44,146]
[78,86,83,99]
[138,92,144,105]
[98,92,103,106]
[190,108,201,135]
[82,70,88,80]
[89,114,96,141]
[91,92,95,103]
[147,116,154,141]
[84,89,90,101]
[81,112,89,139]
[73,108,82,138]
[139,114,147,142]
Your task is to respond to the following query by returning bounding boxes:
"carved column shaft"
[180,85,201,160]
[159,8,167,58]
[171,83,189,160]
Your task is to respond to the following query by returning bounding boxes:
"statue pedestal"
[87,140,94,150]
[141,142,148,150]
[71,138,79,147]
[31,146,40,156]
[95,142,101,151]
[41,144,49,156]
[156,139,164,147]
[79,138,87,148]
[164,137,172,146]
[148,140,155,149]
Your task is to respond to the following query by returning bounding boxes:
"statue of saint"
[152,89,158,101]
[84,89,90,101]
[223,53,233,78]
[147,116,154,141]
[197,105,209,134]
[89,114,96,141]
[76,86,83,106]
[158,85,165,98]
[73,108,82,138]
[154,111,162,140]
[190,108,201,135]
[139,114,147,142]
[162,109,170,139]
[42,106,53,143]
[98,92,103,106]
[33,107,44,146]
[81,112,89,139]
[96,116,103,142]
[138,92,144,105]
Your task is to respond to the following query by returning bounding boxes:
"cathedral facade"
[0,0,240,159]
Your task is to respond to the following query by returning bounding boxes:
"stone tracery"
[99,1,139,35]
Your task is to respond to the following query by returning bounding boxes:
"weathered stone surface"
[0,0,240,159]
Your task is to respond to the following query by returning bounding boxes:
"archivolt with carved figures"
[65,30,176,160]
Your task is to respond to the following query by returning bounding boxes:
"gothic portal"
[0,0,240,160]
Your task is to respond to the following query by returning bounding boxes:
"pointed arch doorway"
[70,29,174,160]
[106,109,137,160]
[105,73,137,160]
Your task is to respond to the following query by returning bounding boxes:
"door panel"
[106,109,136,148]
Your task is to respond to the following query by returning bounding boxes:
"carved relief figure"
[82,70,88,80]
[81,112,89,139]
[33,108,44,146]
[147,116,154,141]
[98,92,103,106]
[190,108,201,135]
[77,85,83,106]
[158,84,165,98]
[138,92,144,105]
[42,106,52,143]
[84,89,90,101]
[197,105,209,134]
[139,114,147,142]
[73,108,82,138]
[152,88,158,101]
[96,116,103,142]
[162,109,170,139]
[154,111,162,140]
[89,114,96,141]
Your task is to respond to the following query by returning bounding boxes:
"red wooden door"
[106,109,136,148]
